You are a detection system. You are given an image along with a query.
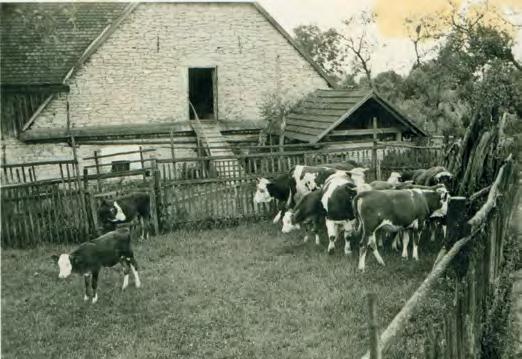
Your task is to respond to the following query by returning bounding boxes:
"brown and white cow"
[353,185,449,271]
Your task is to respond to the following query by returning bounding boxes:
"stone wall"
[34,2,330,129]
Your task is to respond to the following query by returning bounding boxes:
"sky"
[259,0,522,75]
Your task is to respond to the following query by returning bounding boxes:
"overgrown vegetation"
[292,2,522,136]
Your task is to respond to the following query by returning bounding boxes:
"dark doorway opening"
[189,68,216,120]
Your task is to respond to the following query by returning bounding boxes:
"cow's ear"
[362,167,369,173]
[51,254,59,263]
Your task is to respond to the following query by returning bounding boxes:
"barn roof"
[0,2,335,87]
[280,88,428,143]
[0,3,129,85]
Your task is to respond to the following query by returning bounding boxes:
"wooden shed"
[275,88,427,146]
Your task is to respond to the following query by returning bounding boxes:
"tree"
[293,24,346,80]
[338,11,379,88]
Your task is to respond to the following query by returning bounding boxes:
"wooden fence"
[1,141,443,247]
[362,154,518,358]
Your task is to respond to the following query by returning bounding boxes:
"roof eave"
[252,2,337,89]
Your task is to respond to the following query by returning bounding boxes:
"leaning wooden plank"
[360,228,481,359]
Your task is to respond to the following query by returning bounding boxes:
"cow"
[353,185,449,272]
[408,166,453,187]
[98,192,151,240]
[51,228,141,304]
[254,164,362,224]
[282,172,358,254]
[368,171,403,190]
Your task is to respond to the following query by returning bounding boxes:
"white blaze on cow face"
[112,201,127,222]
[254,178,272,203]
[281,211,300,233]
[347,167,368,187]
[434,171,452,181]
[57,254,72,278]
[431,187,449,218]
[387,172,402,184]
[301,172,319,192]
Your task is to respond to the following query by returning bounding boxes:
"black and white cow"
[282,172,359,254]
[353,185,449,271]
[254,164,365,222]
[98,192,151,240]
[51,227,141,304]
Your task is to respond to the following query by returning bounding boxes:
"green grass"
[2,222,441,359]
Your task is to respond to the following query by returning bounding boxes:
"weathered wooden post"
[434,196,468,267]
[367,293,381,359]
[149,159,161,236]
[83,168,99,235]
[139,146,146,182]
[372,117,379,181]
[93,150,101,191]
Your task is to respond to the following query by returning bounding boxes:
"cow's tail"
[351,195,363,241]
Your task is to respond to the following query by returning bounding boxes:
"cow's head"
[434,170,453,188]
[51,253,75,279]
[254,178,273,203]
[281,210,300,233]
[387,172,402,184]
[347,167,368,186]
[98,199,117,221]
[98,199,126,223]
[430,185,450,218]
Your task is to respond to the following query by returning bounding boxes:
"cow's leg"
[442,224,447,239]
[83,274,91,301]
[120,257,131,290]
[129,257,141,288]
[391,231,402,252]
[139,216,146,240]
[412,230,420,261]
[303,223,310,243]
[91,270,99,304]
[358,238,368,272]
[369,232,385,266]
[342,221,354,255]
[401,231,410,259]
[310,217,321,245]
[326,220,338,255]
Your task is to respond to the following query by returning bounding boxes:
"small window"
[111,160,130,172]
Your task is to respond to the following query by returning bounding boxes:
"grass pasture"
[2,222,443,359]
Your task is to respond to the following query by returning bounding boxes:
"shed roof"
[280,88,427,143]
[0,2,335,87]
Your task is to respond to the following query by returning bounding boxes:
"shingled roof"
[0,3,128,85]
[0,2,335,87]
[281,88,427,143]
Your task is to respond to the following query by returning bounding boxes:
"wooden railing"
[362,154,517,358]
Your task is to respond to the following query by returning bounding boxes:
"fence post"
[139,146,146,183]
[93,150,101,191]
[149,159,161,236]
[83,168,100,235]
[434,196,467,267]
[372,117,379,180]
[367,293,381,359]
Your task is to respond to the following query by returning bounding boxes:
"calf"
[98,192,151,240]
[51,228,141,304]
[354,186,449,271]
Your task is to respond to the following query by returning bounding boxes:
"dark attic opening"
[188,67,216,120]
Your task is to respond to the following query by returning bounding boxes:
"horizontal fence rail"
[1,141,443,247]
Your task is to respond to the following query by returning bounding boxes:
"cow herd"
[51,162,453,304]
[254,164,452,272]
